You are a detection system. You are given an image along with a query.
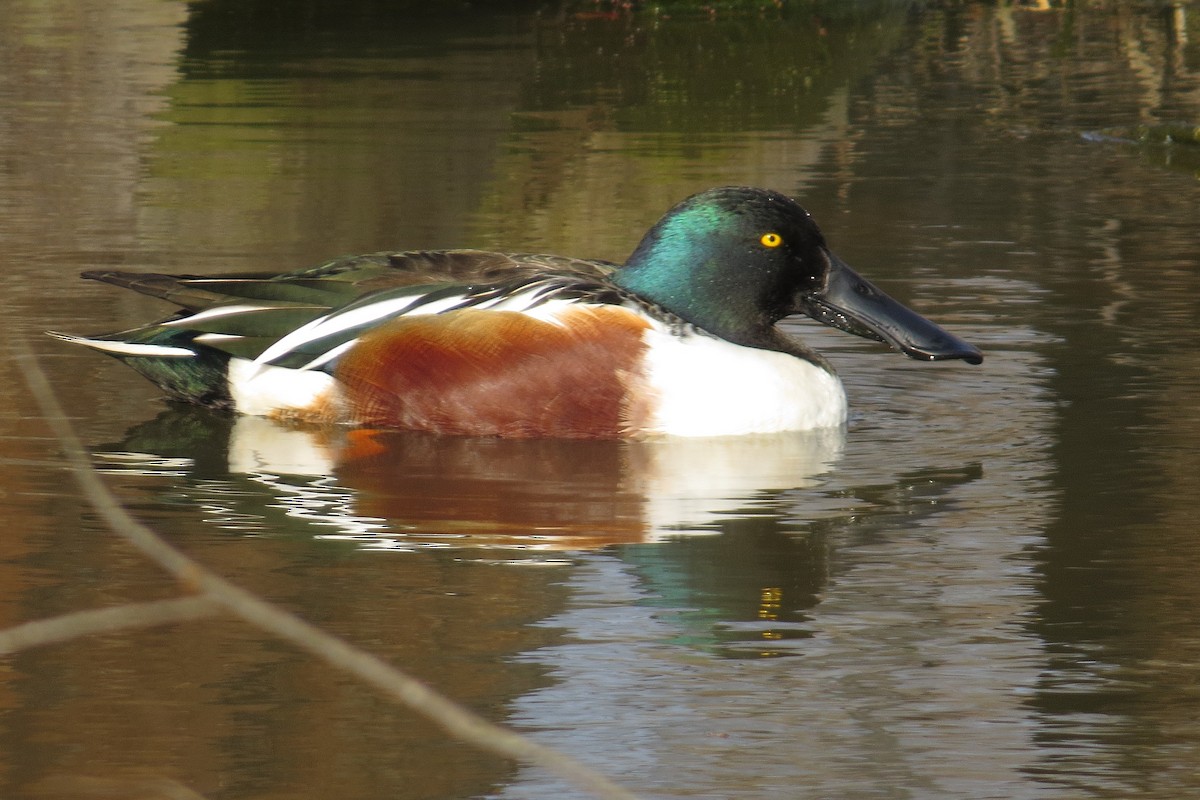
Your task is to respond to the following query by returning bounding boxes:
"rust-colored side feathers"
[334,307,651,438]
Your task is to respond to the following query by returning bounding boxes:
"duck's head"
[615,186,982,364]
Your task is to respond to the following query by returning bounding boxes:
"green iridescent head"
[615,186,830,349]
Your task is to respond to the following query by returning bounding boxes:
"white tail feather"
[46,331,195,358]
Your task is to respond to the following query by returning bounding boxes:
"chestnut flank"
[334,307,651,438]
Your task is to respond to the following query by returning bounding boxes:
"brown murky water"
[3,2,1200,798]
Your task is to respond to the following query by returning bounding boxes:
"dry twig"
[0,596,219,654]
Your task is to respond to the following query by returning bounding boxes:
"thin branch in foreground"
[0,596,220,655]
[14,339,641,800]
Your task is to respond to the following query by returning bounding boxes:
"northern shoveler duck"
[52,187,982,439]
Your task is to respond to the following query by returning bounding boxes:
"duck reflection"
[99,410,979,657]
[104,408,844,549]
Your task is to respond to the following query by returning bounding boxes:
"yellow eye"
[760,232,783,248]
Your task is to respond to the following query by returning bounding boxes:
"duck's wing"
[244,263,632,372]
[56,251,628,389]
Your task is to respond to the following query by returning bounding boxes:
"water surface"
[2,2,1200,798]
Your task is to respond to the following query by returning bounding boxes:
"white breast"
[636,327,847,437]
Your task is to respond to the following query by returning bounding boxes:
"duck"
[51,186,982,439]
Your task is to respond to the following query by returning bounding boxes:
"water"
[2,1,1199,798]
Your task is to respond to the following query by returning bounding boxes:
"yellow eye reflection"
[760,232,783,248]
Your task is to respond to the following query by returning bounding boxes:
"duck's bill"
[800,253,983,364]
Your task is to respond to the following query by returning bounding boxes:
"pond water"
[3,1,1200,798]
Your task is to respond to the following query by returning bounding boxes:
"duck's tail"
[48,328,234,408]
[48,267,347,408]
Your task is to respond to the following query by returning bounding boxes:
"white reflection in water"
[95,412,846,553]
[223,415,845,548]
